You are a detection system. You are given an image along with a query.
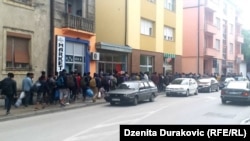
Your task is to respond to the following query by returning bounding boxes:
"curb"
[0,101,106,122]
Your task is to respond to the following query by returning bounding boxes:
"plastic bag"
[15,91,25,107]
[86,88,93,97]
[97,91,101,98]
[19,91,25,99]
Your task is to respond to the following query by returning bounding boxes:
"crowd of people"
[0,69,245,115]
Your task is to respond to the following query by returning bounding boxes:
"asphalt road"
[0,91,250,141]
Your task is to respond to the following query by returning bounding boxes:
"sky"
[233,0,250,29]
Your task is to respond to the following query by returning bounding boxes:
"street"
[0,91,250,141]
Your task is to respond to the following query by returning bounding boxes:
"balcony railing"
[236,53,244,62]
[205,47,219,57]
[205,23,217,34]
[64,13,94,33]
[236,34,244,43]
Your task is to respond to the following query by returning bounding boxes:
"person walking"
[22,73,34,107]
[1,73,17,115]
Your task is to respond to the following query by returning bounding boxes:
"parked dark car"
[104,80,158,106]
[220,81,250,104]
[197,77,219,93]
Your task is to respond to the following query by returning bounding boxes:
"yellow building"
[95,0,183,75]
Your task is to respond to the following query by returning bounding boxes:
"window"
[141,19,154,36]
[223,2,227,15]
[164,0,175,11]
[10,0,32,6]
[230,24,233,34]
[215,39,220,50]
[140,55,154,73]
[230,43,233,54]
[215,17,220,29]
[6,34,30,69]
[164,26,174,41]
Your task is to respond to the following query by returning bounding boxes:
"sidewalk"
[0,98,106,122]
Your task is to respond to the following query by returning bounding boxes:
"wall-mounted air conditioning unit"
[91,52,100,61]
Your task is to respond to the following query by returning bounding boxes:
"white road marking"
[63,105,169,141]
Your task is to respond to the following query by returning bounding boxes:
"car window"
[143,82,150,88]
[139,82,145,89]
[226,82,248,89]
[198,79,211,83]
[148,81,156,87]
[171,79,184,85]
[118,82,138,90]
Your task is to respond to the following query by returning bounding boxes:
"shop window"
[140,55,154,73]
[6,34,30,70]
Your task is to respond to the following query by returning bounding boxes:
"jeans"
[5,95,13,113]
[24,91,31,107]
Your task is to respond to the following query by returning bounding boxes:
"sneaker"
[6,111,10,115]
[60,103,66,107]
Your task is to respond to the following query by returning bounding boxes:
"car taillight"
[221,90,225,95]
[242,92,250,96]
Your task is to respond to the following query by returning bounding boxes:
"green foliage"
[242,30,250,63]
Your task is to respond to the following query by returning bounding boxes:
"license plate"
[228,92,240,95]
[112,98,120,101]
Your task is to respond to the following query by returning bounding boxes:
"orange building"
[183,0,244,76]
[50,0,97,77]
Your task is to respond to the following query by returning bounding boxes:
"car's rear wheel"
[216,86,219,92]
[149,94,155,102]
[208,87,212,93]
[221,99,226,104]
[194,89,198,95]
[133,96,138,105]
[185,90,189,97]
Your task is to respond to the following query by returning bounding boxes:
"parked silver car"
[197,77,219,93]
[104,80,158,106]
[165,78,198,97]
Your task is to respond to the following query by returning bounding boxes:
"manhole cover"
[204,112,236,119]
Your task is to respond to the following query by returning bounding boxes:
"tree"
[242,29,250,72]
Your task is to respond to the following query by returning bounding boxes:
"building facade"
[0,0,50,89]
[183,0,244,76]
[95,0,183,75]
[51,0,96,77]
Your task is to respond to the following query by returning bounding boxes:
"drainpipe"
[197,0,200,74]
[125,0,131,74]
[49,0,55,76]
[125,0,128,45]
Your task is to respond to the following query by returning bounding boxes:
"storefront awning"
[164,53,175,58]
[96,42,132,53]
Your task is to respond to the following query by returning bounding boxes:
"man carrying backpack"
[56,69,68,106]
[1,73,17,115]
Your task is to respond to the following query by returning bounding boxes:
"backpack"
[1,78,13,96]
[56,76,64,87]
[80,76,86,87]
[89,78,96,87]
[66,75,75,88]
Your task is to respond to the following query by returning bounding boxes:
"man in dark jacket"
[1,73,17,115]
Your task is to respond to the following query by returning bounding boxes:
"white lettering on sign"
[56,36,65,72]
